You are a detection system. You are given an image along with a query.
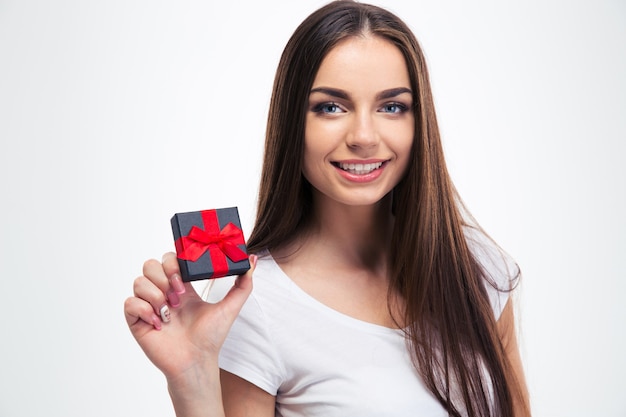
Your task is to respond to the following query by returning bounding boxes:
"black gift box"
[170,207,250,282]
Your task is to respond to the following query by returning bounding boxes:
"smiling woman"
[124,1,531,416]
[303,35,414,206]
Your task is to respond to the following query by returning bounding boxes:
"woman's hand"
[124,251,257,414]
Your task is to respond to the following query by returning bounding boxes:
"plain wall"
[1,1,624,416]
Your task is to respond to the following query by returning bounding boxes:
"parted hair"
[247,1,527,416]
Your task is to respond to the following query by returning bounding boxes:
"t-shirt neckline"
[262,250,407,336]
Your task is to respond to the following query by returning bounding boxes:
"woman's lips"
[337,161,383,175]
[331,160,388,182]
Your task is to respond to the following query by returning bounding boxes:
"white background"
[1,1,624,416]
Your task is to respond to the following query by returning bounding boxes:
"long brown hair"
[247,1,526,415]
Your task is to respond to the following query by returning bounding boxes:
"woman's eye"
[380,103,407,114]
[312,102,343,114]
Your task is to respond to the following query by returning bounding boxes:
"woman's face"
[303,35,414,208]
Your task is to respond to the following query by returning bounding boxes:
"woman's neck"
[272,190,405,329]
[292,191,395,272]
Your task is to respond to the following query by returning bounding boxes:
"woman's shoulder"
[464,226,520,286]
[463,226,521,318]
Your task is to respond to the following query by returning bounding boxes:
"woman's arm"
[167,363,225,417]
[221,370,276,417]
[497,297,532,417]
[124,252,258,417]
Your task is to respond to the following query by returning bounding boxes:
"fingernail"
[167,289,180,308]
[152,314,162,330]
[170,273,186,295]
[159,304,171,323]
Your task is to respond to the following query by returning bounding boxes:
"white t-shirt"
[214,229,518,417]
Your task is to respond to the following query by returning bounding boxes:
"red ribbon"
[175,210,247,277]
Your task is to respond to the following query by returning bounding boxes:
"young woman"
[124,1,531,416]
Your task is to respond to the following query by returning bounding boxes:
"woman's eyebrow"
[376,87,412,100]
[309,87,350,99]
[308,86,412,100]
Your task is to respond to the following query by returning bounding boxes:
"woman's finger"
[124,295,162,331]
[143,257,184,310]
[143,258,170,293]
[133,275,170,321]
[161,252,182,283]
[219,254,257,321]
[162,251,200,304]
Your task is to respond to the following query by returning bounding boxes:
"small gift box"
[171,207,250,282]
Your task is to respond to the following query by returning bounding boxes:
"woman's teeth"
[338,162,383,175]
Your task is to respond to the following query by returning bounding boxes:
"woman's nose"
[345,111,379,149]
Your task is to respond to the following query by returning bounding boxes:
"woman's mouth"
[334,161,384,175]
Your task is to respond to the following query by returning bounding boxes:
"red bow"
[175,210,247,277]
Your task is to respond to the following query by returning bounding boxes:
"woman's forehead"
[311,36,411,94]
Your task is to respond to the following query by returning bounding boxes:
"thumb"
[219,254,257,320]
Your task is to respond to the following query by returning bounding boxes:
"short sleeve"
[218,291,284,395]
[465,227,520,320]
